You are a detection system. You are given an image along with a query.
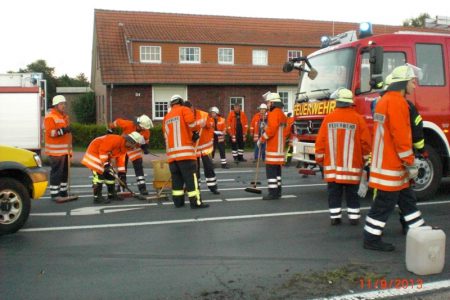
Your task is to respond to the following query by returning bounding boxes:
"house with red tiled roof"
[90,10,410,123]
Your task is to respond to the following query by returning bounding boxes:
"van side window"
[416,44,445,86]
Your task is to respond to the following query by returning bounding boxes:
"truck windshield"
[300,48,354,97]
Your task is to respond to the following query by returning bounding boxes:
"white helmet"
[389,64,422,83]
[126,131,145,145]
[265,92,281,102]
[170,94,184,105]
[259,103,268,110]
[137,114,153,129]
[210,106,219,114]
[330,88,353,103]
[52,95,66,106]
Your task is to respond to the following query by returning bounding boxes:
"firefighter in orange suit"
[81,132,144,204]
[250,103,268,162]
[185,101,220,195]
[210,107,228,169]
[284,112,295,166]
[315,89,372,226]
[44,95,74,201]
[108,115,153,195]
[226,104,248,162]
[257,93,287,200]
[162,95,209,209]
[364,65,426,252]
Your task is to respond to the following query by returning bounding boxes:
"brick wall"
[110,85,152,120]
[187,85,275,119]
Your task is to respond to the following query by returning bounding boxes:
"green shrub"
[72,92,96,124]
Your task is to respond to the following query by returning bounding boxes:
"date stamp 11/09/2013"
[360,278,423,290]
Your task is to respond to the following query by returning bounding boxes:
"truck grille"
[295,120,323,135]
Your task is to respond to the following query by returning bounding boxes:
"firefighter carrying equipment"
[52,95,66,106]
[163,103,200,162]
[330,88,354,104]
[137,114,153,129]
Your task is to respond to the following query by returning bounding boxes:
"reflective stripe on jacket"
[261,107,287,165]
[315,107,372,184]
[369,91,414,191]
[109,118,151,162]
[214,116,227,142]
[163,104,200,162]
[81,134,127,174]
[44,108,72,156]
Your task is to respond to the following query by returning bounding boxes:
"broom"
[111,168,147,201]
[245,142,262,194]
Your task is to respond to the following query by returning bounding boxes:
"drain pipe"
[109,83,114,122]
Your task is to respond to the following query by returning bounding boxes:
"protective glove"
[141,144,150,155]
[106,128,114,134]
[192,131,200,142]
[56,127,71,136]
[357,170,369,198]
[103,163,114,176]
[63,126,72,133]
[405,164,419,179]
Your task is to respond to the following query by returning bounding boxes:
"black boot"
[277,185,282,197]
[189,196,209,209]
[210,187,220,195]
[221,164,229,169]
[138,184,149,196]
[363,239,395,252]
[93,183,108,204]
[106,184,118,202]
[117,173,127,192]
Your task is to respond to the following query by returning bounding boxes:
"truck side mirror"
[369,46,383,89]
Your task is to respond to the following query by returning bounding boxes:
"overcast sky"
[0,0,447,80]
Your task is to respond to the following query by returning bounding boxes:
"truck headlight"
[33,154,42,167]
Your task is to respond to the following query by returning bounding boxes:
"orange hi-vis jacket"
[226,111,248,138]
[163,104,201,162]
[109,118,150,162]
[260,107,287,165]
[195,109,214,157]
[284,116,295,145]
[214,116,227,142]
[44,108,72,157]
[250,112,267,141]
[315,107,372,184]
[369,91,414,191]
[81,134,127,174]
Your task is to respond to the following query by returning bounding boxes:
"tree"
[403,13,430,27]
[57,73,89,87]
[72,92,96,124]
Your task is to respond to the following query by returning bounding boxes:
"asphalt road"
[1,164,449,299]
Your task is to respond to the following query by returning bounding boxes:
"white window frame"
[277,87,297,113]
[218,48,234,65]
[179,47,201,64]
[152,85,188,120]
[287,50,302,61]
[252,49,268,66]
[140,46,161,63]
[229,97,245,112]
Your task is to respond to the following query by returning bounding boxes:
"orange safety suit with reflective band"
[250,112,267,141]
[81,134,127,175]
[369,91,414,191]
[315,107,372,184]
[226,111,248,138]
[195,109,214,157]
[260,107,287,165]
[109,118,150,162]
[163,104,200,162]
[284,116,295,145]
[44,108,72,156]
[214,116,226,142]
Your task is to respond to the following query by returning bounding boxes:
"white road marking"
[103,208,144,214]
[161,199,222,205]
[23,199,450,231]
[226,195,297,201]
[30,212,67,217]
[214,170,253,174]
[314,279,450,300]
[70,203,158,216]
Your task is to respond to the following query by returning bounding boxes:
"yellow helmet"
[389,64,422,83]
[331,88,353,103]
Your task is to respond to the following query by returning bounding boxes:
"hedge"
[71,122,254,149]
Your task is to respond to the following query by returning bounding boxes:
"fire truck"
[285,24,450,200]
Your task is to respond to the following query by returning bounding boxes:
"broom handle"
[253,142,262,187]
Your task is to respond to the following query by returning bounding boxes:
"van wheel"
[0,178,31,235]
[413,145,442,201]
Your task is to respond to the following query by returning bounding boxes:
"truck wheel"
[413,145,442,201]
[0,178,31,235]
